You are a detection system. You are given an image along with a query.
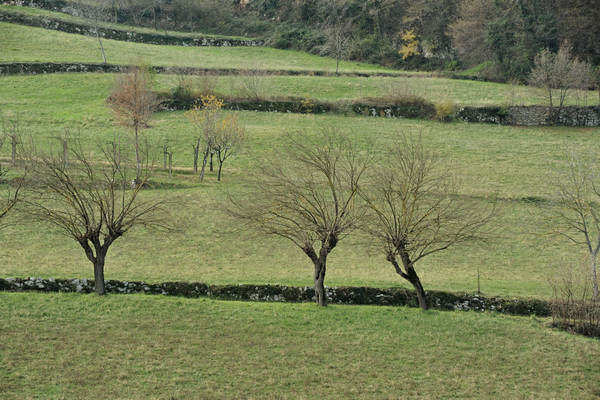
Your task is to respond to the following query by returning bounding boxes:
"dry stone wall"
[0,277,552,316]
[458,106,600,127]
[0,8,264,47]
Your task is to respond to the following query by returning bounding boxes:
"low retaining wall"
[458,106,600,127]
[159,95,436,119]
[0,9,264,47]
[0,277,551,316]
[0,62,407,78]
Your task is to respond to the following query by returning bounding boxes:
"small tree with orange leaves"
[186,95,225,182]
[109,67,157,184]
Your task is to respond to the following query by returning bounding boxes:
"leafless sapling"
[361,134,494,310]
[186,95,222,181]
[109,66,157,184]
[24,137,169,295]
[320,15,353,75]
[213,115,244,181]
[229,130,370,306]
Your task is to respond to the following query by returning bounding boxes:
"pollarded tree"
[230,130,371,306]
[25,137,169,295]
[109,66,157,184]
[361,134,494,310]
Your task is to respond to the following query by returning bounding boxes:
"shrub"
[550,262,600,338]
[170,75,195,109]
[435,101,456,122]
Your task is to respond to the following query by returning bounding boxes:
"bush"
[435,101,456,122]
[170,75,195,108]
[270,26,325,52]
[550,263,600,338]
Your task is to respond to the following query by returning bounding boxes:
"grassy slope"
[0,4,252,40]
[1,73,597,298]
[2,293,599,399]
[2,23,598,106]
[0,22,396,74]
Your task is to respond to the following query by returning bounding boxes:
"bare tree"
[544,152,600,299]
[213,115,244,181]
[230,130,370,306]
[361,134,494,310]
[320,17,353,75]
[0,135,21,226]
[2,118,22,167]
[186,95,222,181]
[73,0,112,63]
[529,43,592,122]
[24,137,168,295]
[109,67,157,184]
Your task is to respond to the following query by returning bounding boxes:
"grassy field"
[0,4,252,40]
[3,23,598,106]
[1,292,599,399]
[1,73,598,299]
[0,22,399,74]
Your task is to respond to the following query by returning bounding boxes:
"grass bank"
[1,292,599,399]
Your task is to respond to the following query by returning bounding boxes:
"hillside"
[1,10,600,399]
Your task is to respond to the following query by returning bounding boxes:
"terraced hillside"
[2,9,600,400]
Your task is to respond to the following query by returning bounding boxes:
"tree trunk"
[217,161,223,181]
[407,272,428,310]
[389,252,429,310]
[93,256,106,295]
[95,29,107,64]
[210,152,214,172]
[11,136,17,166]
[134,125,141,183]
[591,256,599,299]
[192,140,200,174]
[199,145,209,182]
[313,259,327,307]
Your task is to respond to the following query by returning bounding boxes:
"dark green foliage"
[270,26,325,52]
[10,0,600,83]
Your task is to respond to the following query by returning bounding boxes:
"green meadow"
[1,72,597,299]
[2,13,599,398]
[1,293,599,399]
[0,4,252,40]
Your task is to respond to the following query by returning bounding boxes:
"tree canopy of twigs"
[24,137,169,295]
[361,134,494,310]
[529,43,592,121]
[0,118,23,227]
[542,152,600,299]
[320,16,353,75]
[229,130,370,306]
[186,95,222,181]
[213,115,244,181]
[109,66,157,184]
[186,95,244,181]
